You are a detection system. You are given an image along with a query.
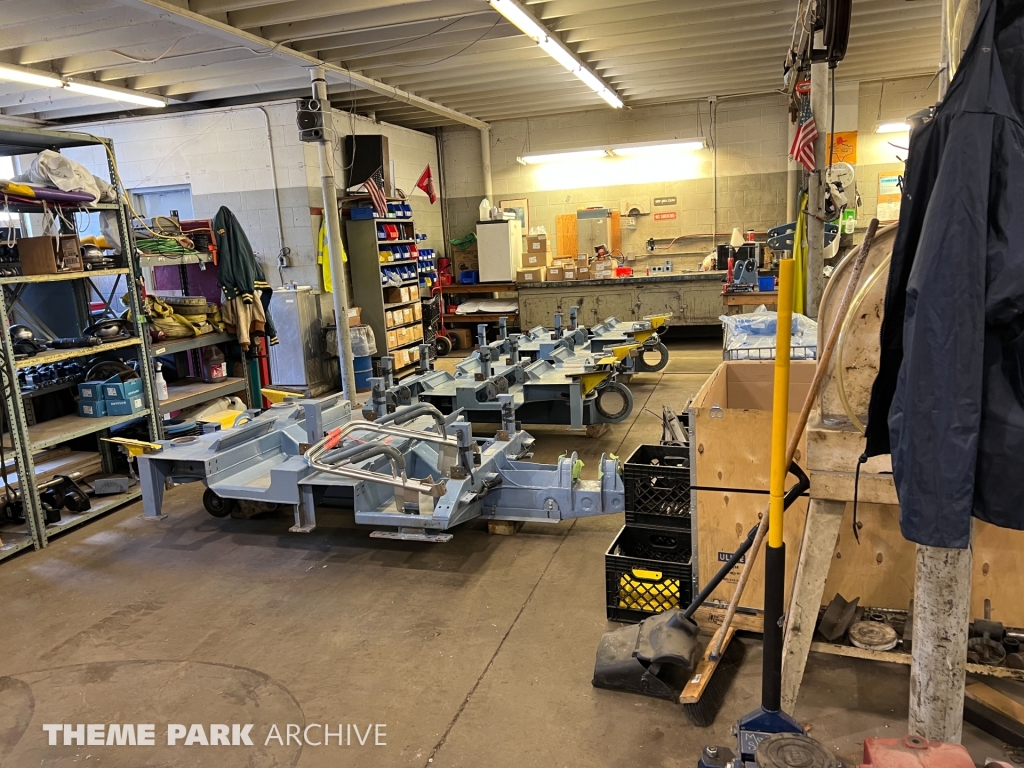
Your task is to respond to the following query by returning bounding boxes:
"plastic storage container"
[605,525,693,623]
[201,345,228,383]
[353,355,372,392]
[623,444,691,528]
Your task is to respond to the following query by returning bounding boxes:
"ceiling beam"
[291,15,500,54]
[259,0,488,43]
[120,0,489,128]
[227,0,436,31]
[310,26,522,64]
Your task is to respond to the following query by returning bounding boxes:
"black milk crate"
[623,444,692,529]
[605,525,693,623]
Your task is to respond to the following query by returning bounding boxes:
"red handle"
[323,428,343,450]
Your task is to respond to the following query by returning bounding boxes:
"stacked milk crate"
[604,444,693,623]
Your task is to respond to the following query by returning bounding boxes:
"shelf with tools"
[346,215,431,375]
[142,220,256,432]
[0,126,161,559]
[0,267,129,285]
[159,377,246,414]
[15,337,141,368]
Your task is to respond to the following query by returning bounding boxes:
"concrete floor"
[0,340,1014,766]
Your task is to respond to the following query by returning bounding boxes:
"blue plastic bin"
[459,270,479,285]
[758,276,776,292]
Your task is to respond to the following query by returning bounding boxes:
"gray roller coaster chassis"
[137,394,625,541]
[373,311,669,430]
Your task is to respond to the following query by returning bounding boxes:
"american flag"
[790,92,818,173]
[362,167,388,217]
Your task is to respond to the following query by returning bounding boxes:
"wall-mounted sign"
[877,174,902,222]
[653,197,677,206]
[824,131,858,164]
[654,212,677,221]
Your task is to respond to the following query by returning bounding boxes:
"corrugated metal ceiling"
[0,0,941,128]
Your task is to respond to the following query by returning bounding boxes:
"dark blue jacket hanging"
[864,0,1024,549]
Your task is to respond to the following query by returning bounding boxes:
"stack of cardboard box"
[517,234,552,283]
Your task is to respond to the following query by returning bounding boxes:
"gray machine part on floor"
[138,394,626,540]
[374,314,649,429]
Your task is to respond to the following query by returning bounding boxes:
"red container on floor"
[615,266,633,277]
[859,736,974,768]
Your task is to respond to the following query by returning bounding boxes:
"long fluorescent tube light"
[489,0,623,109]
[518,140,706,164]
[0,64,63,89]
[65,78,167,108]
[519,149,609,164]
[611,139,706,156]
[875,121,909,134]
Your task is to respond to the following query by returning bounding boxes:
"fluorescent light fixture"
[489,0,623,109]
[519,139,706,164]
[65,78,166,108]
[519,148,609,164]
[611,139,706,156]
[875,121,909,134]
[0,64,63,89]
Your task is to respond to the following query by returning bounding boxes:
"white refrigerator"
[476,219,522,282]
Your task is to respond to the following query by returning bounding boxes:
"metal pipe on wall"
[311,66,357,404]
[806,58,828,319]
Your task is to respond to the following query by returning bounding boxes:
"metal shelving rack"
[0,125,160,561]
[346,215,428,378]
[139,250,253,434]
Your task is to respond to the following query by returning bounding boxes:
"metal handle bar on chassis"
[303,423,454,498]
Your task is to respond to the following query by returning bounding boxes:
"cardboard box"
[18,235,84,275]
[77,381,105,401]
[522,251,551,268]
[547,265,564,281]
[106,394,146,416]
[413,302,422,321]
[575,257,590,270]
[517,267,546,283]
[384,286,411,304]
[385,310,394,328]
[410,346,420,363]
[387,329,398,349]
[78,399,107,418]
[397,327,410,346]
[404,308,414,324]
[394,349,410,368]
[576,266,592,281]
[594,268,615,280]
[347,307,362,327]
[413,325,423,341]
[525,235,550,253]
[562,267,577,281]
[409,285,420,301]
[102,375,143,401]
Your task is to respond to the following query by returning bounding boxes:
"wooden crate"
[689,360,815,491]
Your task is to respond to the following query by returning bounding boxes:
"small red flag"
[416,165,437,204]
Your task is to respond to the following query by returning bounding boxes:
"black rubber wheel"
[636,341,670,373]
[203,488,235,518]
[448,332,463,352]
[434,334,453,357]
[594,381,634,423]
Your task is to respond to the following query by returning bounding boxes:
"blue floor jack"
[699,258,841,768]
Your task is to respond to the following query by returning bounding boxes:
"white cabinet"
[476,219,522,283]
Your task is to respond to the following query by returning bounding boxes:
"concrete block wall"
[442,93,792,259]
[855,76,937,222]
[66,102,444,319]
[441,77,938,258]
[66,102,320,286]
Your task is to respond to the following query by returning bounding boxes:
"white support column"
[480,125,493,201]
[311,67,357,404]
[909,544,972,742]
[806,59,828,319]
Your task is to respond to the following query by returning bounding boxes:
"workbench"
[515,271,725,328]
[722,290,778,315]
